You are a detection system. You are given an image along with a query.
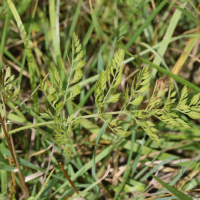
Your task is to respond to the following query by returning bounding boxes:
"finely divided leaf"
[58,56,68,75]
[53,66,62,89]
[106,93,121,103]
[141,121,161,146]
[69,85,81,100]
[130,95,144,105]
[136,84,150,93]
[71,68,83,84]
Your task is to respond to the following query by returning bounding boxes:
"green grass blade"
[0,9,11,59]
[167,0,197,23]
[0,170,7,194]
[184,176,200,191]
[151,1,187,78]
[72,164,110,200]
[49,139,125,198]
[0,162,15,172]
[118,40,200,93]
[114,127,136,200]
[125,1,167,48]
[34,168,54,200]
[40,173,61,199]
[63,0,83,61]
[140,42,169,71]
[7,0,39,114]
[151,174,192,200]
[139,57,200,93]
[89,0,101,44]
[49,0,60,63]
[92,123,107,193]
[141,156,179,182]
[82,0,105,47]
[97,49,104,74]
[75,84,96,112]
[168,154,200,187]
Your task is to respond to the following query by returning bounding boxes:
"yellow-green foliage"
[1,66,20,102]
[39,33,200,162]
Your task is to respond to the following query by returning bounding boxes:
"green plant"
[1,0,200,199]
[38,33,200,162]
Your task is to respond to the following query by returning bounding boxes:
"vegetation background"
[1,0,200,199]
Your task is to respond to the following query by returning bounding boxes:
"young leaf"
[179,85,188,106]
[189,93,200,106]
[58,56,68,75]
[74,60,85,70]
[136,84,150,93]
[130,95,144,106]
[69,85,81,100]
[53,66,62,89]
[106,93,121,103]
[99,71,107,91]
[141,121,161,146]
[124,84,129,103]
[71,68,83,84]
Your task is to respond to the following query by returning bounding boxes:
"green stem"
[188,0,200,16]
[124,112,137,123]
[103,70,118,102]
[8,121,55,135]
[81,114,98,119]
[7,110,131,135]
[99,116,118,135]
[64,41,74,101]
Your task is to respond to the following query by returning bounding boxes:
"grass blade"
[171,33,199,75]
[7,0,39,114]
[97,49,104,74]
[125,1,167,48]
[151,1,187,78]
[63,0,83,61]
[114,127,136,200]
[92,123,107,193]
[118,39,200,93]
[34,168,55,200]
[82,0,105,47]
[89,0,101,44]
[151,174,192,200]
[49,0,60,63]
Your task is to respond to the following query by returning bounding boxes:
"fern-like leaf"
[70,68,83,84]
[69,85,81,100]
[53,66,62,90]
[106,93,121,103]
[130,95,144,105]
[58,56,68,75]
[141,121,161,146]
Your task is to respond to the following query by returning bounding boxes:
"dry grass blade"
[59,162,79,194]
[171,31,199,75]
[0,66,29,197]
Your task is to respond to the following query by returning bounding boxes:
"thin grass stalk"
[0,54,29,197]
[59,162,79,194]
[0,89,29,198]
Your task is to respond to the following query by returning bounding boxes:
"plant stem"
[8,111,130,135]
[0,111,29,197]
[8,121,55,135]
[103,69,118,102]
[99,115,118,135]
[0,55,29,197]
[59,162,79,194]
